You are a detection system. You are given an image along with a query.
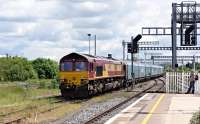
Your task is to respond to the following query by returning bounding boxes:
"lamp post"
[88,33,91,55]
[94,35,97,56]
[122,40,125,61]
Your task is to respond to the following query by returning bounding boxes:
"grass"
[0,85,59,107]
[0,80,82,123]
[31,103,81,123]
[27,79,59,89]
[29,89,59,98]
[0,81,61,123]
[0,81,60,116]
[0,85,27,106]
[0,98,61,123]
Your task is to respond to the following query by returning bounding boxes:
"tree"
[164,64,172,72]
[32,58,58,79]
[0,57,37,81]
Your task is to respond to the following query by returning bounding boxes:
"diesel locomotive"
[59,52,163,98]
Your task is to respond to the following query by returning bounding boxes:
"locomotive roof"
[60,52,124,64]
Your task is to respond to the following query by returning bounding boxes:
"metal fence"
[166,72,200,94]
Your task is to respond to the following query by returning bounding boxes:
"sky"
[0,0,200,62]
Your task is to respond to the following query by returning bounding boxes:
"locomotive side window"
[61,62,73,71]
[96,66,103,77]
[75,62,87,71]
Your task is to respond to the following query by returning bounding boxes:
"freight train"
[59,52,163,98]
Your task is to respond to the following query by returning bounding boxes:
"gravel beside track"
[61,98,126,124]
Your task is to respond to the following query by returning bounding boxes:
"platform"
[105,93,200,124]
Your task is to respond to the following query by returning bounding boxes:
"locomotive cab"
[59,53,89,87]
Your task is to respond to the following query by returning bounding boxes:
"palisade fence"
[166,72,200,94]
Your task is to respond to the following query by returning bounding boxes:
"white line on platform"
[105,93,149,124]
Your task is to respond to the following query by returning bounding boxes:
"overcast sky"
[0,0,200,61]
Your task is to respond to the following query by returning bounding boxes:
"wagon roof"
[125,60,164,68]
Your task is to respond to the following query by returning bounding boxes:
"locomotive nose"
[59,71,88,87]
[72,77,76,80]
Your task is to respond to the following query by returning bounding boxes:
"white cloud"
[21,40,76,61]
[0,0,58,21]
[0,0,200,63]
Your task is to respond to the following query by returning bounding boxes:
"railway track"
[147,78,165,93]
[84,77,165,124]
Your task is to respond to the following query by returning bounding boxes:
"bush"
[32,58,58,79]
[0,57,59,82]
[51,79,59,89]
[0,57,37,81]
[190,110,200,124]
[164,64,172,72]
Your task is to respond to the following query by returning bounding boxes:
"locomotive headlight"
[60,79,65,83]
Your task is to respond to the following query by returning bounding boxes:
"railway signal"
[185,25,197,46]
[127,43,132,53]
[127,34,142,89]
[186,63,193,68]
[127,34,142,53]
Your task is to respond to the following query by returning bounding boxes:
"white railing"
[166,72,200,94]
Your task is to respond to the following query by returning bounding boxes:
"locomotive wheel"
[98,83,104,93]
[88,90,93,96]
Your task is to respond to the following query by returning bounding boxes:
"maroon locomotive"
[59,52,126,98]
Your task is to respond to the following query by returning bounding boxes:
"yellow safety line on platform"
[141,94,165,124]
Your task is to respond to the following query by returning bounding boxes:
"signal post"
[127,34,142,89]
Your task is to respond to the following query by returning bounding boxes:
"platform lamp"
[88,33,91,55]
